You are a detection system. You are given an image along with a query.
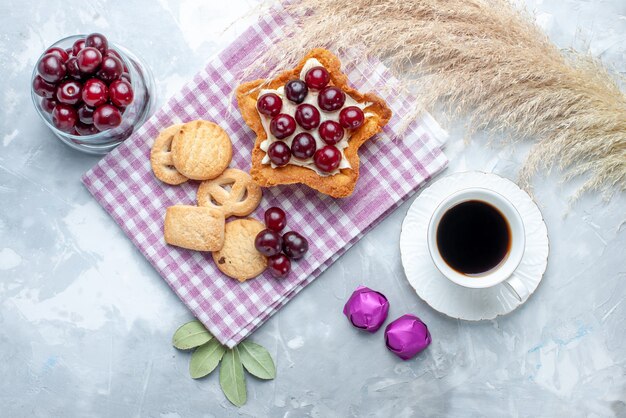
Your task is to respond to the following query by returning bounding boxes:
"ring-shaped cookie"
[197,168,262,217]
[150,124,188,185]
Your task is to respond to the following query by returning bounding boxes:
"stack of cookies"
[150,120,267,282]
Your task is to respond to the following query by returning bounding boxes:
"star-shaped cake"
[236,48,392,198]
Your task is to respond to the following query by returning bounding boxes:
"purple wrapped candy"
[384,314,431,360]
[343,285,390,333]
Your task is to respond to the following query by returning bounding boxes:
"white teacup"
[427,188,529,301]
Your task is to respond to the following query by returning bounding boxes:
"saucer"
[400,171,549,320]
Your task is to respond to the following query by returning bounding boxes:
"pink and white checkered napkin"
[82,13,448,348]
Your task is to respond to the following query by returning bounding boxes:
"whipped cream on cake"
[255,58,373,176]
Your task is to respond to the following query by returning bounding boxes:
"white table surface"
[1,0,625,416]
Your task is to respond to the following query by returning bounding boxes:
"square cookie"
[164,205,225,251]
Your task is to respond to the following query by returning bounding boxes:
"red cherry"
[65,47,73,57]
[291,132,317,160]
[82,78,109,107]
[93,104,122,131]
[294,104,320,130]
[45,47,69,63]
[318,120,344,145]
[76,47,102,75]
[105,48,122,61]
[56,80,82,105]
[107,50,128,73]
[304,66,330,90]
[257,93,282,117]
[339,106,365,129]
[85,33,108,55]
[75,121,99,136]
[264,207,287,232]
[32,75,56,98]
[267,254,291,278]
[284,79,308,104]
[77,104,95,124]
[109,80,134,107]
[37,53,66,83]
[282,231,309,259]
[97,55,124,83]
[40,98,57,113]
[65,57,82,80]
[52,104,78,132]
[72,39,86,56]
[254,229,283,257]
[318,86,346,112]
[269,114,296,139]
[314,145,342,172]
[267,141,291,166]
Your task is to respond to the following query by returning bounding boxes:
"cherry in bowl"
[40,98,58,113]
[65,57,82,80]
[105,48,122,61]
[109,80,134,107]
[82,78,109,107]
[97,55,124,83]
[56,80,82,105]
[93,104,122,131]
[33,75,57,99]
[45,47,69,63]
[37,54,66,83]
[77,104,95,124]
[71,38,86,56]
[31,33,152,153]
[76,47,102,74]
[52,104,78,133]
[75,121,99,136]
[85,33,108,55]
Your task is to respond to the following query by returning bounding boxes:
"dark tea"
[436,200,511,275]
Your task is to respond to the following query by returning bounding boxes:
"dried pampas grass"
[245,0,626,196]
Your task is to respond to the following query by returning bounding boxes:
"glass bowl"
[31,35,155,155]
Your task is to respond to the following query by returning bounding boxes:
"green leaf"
[238,341,276,380]
[172,320,212,350]
[219,347,247,407]
[189,339,226,379]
